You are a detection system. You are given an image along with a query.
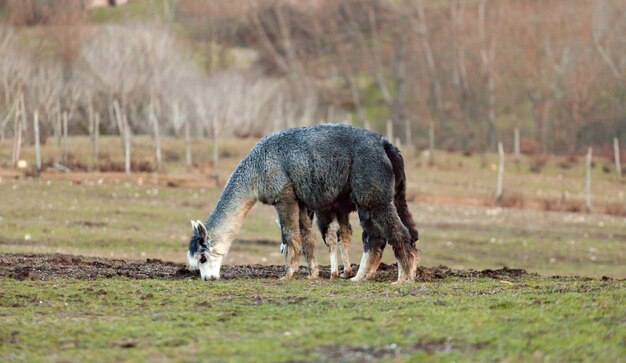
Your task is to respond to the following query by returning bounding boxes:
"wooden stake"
[11,95,22,168]
[614,137,622,181]
[62,111,68,164]
[92,113,100,171]
[149,103,161,172]
[585,147,592,213]
[33,110,41,176]
[405,118,412,146]
[184,117,192,170]
[211,119,219,186]
[386,119,393,141]
[428,123,435,165]
[495,141,504,206]
[123,113,131,175]
[514,127,520,169]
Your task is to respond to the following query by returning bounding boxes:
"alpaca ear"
[196,220,207,241]
[190,220,199,232]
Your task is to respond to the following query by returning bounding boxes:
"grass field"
[1,137,625,361]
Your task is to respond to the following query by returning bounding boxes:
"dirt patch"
[0,253,534,281]
[310,340,489,361]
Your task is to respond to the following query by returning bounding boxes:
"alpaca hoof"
[307,274,319,280]
[350,276,364,282]
[364,272,377,280]
[279,274,293,281]
[392,278,412,285]
[340,270,355,279]
[330,272,339,280]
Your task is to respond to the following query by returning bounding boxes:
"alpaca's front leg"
[299,208,319,279]
[276,202,302,279]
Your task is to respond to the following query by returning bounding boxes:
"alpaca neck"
[205,162,256,256]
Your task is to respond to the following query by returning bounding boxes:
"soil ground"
[0,253,532,282]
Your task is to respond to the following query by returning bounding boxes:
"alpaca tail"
[383,140,419,242]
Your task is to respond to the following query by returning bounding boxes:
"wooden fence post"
[62,111,68,164]
[11,95,22,168]
[495,141,504,206]
[92,113,100,171]
[585,147,593,213]
[514,127,520,169]
[405,119,412,147]
[184,117,192,170]
[149,107,161,172]
[428,122,435,165]
[386,119,393,142]
[614,137,622,181]
[33,110,41,176]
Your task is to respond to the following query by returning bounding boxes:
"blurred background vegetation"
[0,0,625,160]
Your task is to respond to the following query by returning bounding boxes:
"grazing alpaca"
[187,124,419,283]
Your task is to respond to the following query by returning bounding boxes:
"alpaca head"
[187,220,223,280]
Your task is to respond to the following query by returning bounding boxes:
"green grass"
[0,276,624,362]
[1,136,625,361]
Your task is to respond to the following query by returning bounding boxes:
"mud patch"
[310,340,489,361]
[0,253,534,281]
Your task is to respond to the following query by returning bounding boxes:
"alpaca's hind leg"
[316,211,339,279]
[351,209,386,282]
[352,204,417,283]
[327,219,341,279]
[379,204,418,284]
[299,207,319,279]
[337,213,355,279]
[351,232,385,282]
[276,202,302,279]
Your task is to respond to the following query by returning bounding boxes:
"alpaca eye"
[199,254,208,264]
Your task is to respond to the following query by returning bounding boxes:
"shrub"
[605,203,626,216]
[530,155,548,173]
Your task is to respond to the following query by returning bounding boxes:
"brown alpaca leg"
[325,218,340,279]
[337,213,355,279]
[275,202,302,279]
[299,207,319,279]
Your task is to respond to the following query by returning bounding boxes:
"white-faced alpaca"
[276,207,355,279]
[187,124,419,284]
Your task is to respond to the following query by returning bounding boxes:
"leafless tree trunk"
[412,0,443,117]
[392,33,407,139]
[33,110,41,176]
[479,0,497,150]
[0,98,17,142]
[495,141,504,206]
[614,137,622,181]
[585,147,593,213]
